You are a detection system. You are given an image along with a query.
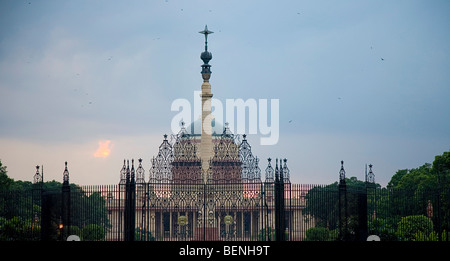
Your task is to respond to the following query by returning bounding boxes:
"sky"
[0,0,449,186]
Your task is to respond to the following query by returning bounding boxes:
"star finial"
[199,25,214,51]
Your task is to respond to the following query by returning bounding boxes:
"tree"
[303,177,377,232]
[432,150,450,176]
[0,160,13,191]
[432,150,450,193]
[303,183,339,229]
[386,149,450,238]
[0,161,111,240]
[387,169,408,188]
[387,149,450,192]
[0,216,40,241]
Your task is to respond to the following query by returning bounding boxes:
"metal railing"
[1,181,448,241]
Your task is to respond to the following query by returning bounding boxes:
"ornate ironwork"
[172,131,201,183]
[126,160,130,182]
[149,134,175,183]
[173,121,189,140]
[208,124,241,183]
[239,134,261,182]
[63,161,69,185]
[264,158,274,182]
[136,158,145,184]
[366,164,375,184]
[61,161,71,238]
[275,158,281,181]
[33,165,43,184]
[173,135,199,162]
[338,160,348,240]
[282,158,290,183]
[339,160,346,184]
[124,159,136,241]
[130,159,136,183]
[141,181,264,240]
[120,160,127,184]
[274,158,286,241]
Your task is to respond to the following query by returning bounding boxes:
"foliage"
[302,184,338,229]
[82,224,105,241]
[396,215,433,241]
[1,149,450,241]
[413,230,438,241]
[0,159,111,241]
[386,149,450,234]
[0,216,39,241]
[432,150,450,176]
[257,227,288,241]
[68,225,81,237]
[368,218,397,241]
[303,177,376,231]
[413,230,447,241]
[70,190,110,229]
[135,227,155,241]
[258,227,275,241]
[304,227,329,241]
[388,150,450,191]
[0,161,13,191]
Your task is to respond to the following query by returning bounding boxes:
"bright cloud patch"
[94,140,112,158]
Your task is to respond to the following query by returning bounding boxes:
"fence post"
[274,159,285,241]
[130,160,136,241]
[61,162,71,240]
[41,192,50,241]
[32,165,44,240]
[124,160,130,241]
[124,159,136,241]
[338,161,348,241]
[358,190,368,241]
[437,167,442,241]
[361,164,376,241]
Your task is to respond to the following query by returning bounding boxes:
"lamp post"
[59,216,63,241]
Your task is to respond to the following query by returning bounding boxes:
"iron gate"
[135,182,269,241]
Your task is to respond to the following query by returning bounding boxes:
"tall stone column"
[199,25,214,184]
[200,81,213,182]
[196,25,218,240]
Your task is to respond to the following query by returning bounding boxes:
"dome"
[184,118,227,136]
[201,51,212,64]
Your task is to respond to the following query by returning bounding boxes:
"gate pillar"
[124,160,136,241]
[274,159,285,241]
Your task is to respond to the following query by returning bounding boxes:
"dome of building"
[184,117,226,137]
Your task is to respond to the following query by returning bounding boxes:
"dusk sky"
[1,0,449,186]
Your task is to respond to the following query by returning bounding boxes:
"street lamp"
[59,216,63,230]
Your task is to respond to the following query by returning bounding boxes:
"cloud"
[0,23,170,143]
[93,140,112,158]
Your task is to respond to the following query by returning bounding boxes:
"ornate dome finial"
[199,25,214,80]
